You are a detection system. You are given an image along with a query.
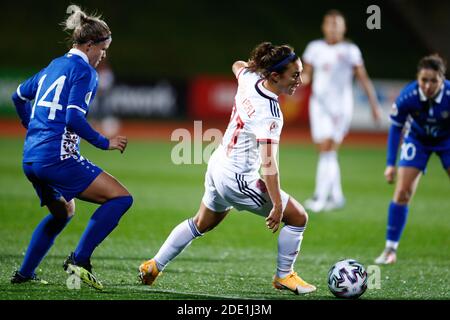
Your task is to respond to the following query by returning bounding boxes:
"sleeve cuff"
[97,135,110,150]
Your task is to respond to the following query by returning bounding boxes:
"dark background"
[1,0,448,80]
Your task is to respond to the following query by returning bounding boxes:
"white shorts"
[309,97,353,144]
[201,160,290,217]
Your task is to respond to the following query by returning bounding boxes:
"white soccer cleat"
[374,248,397,265]
[323,198,346,211]
[304,198,327,213]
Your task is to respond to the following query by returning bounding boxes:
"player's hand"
[266,204,283,233]
[108,135,128,153]
[384,166,396,184]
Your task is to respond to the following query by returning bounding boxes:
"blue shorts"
[23,156,103,206]
[398,135,450,171]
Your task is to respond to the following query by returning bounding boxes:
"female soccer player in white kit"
[302,10,382,212]
[139,42,316,295]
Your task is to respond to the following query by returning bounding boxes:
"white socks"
[154,218,203,271]
[154,219,306,279]
[314,151,343,203]
[329,151,343,203]
[386,240,399,251]
[276,225,305,278]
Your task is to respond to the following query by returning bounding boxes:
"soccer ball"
[327,259,368,299]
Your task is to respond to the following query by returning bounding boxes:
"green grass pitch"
[0,137,448,300]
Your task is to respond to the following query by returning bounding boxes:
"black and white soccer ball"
[327,259,368,299]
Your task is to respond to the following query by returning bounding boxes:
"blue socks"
[386,201,409,243]
[19,214,71,277]
[74,195,133,263]
[19,195,132,276]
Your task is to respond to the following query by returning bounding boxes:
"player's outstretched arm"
[259,142,283,233]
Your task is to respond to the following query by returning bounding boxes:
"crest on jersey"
[85,92,92,105]
[269,121,278,133]
[390,103,398,117]
[442,111,449,119]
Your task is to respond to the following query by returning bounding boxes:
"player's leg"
[139,202,229,285]
[272,197,316,294]
[437,146,450,179]
[155,202,228,269]
[305,101,342,212]
[328,111,352,211]
[12,164,75,284]
[375,137,431,264]
[375,167,422,264]
[326,140,346,211]
[13,198,75,284]
[232,175,315,294]
[139,163,231,285]
[69,171,133,268]
[77,171,130,203]
[305,138,340,212]
[389,166,422,244]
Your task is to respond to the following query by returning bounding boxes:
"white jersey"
[214,68,283,175]
[303,39,363,115]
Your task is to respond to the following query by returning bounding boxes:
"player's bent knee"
[105,183,130,199]
[394,189,412,204]
[48,199,75,219]
[124,194,133,208]
[114,194,133,210]
[284,198,308,227]
[112,186,131,200]
[193,215,223,234]
[295,209,308,226]
[302,209,309,225]
[193,217,210,233]
[98,188,131,204]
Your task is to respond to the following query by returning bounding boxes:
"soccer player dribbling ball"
[139,42,316,295]
[375,54,450,264]
[10,5,133,290]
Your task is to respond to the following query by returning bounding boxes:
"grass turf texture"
[0,137,448,300]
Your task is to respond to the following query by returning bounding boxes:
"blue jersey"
[13,49,108,164]
[390,80,450,144]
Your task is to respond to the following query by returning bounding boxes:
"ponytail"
[62,4,111,45]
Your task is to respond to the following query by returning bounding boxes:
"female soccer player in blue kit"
[10,5,133,289]
[375,54,450,264]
